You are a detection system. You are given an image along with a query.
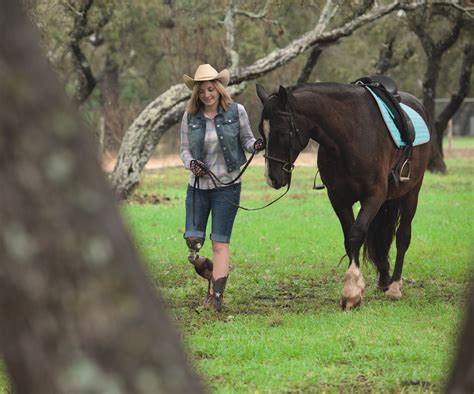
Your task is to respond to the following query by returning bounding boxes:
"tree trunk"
[99,54,123,153]
[423,58,447,173]
[407,5,467,173]
[446,280,474,393]
[0,2,204,392]
[109,87,189,199]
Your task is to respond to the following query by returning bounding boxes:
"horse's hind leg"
[386,183,422,299]
[364,199,402,291]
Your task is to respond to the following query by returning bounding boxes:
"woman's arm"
[237,104,257,153]
[180,112,194,169]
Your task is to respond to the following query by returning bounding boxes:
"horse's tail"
[363,199,401,270]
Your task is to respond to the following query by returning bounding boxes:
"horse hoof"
[385,279,403,299]
[341,262,365,310]
[340,294,362,310]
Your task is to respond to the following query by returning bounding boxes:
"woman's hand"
[253,138,266,152]
[190,159,209,177]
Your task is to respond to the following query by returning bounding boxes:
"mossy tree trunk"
[0,2,204,392]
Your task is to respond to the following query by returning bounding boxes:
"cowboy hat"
[183,64,230,90]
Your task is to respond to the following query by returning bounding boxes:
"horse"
[256,82,431,310]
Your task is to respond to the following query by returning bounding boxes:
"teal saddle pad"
[365,87,430,147]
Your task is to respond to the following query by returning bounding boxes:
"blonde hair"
[186,80,232,114]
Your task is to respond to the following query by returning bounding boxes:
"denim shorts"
[184,183,241,243]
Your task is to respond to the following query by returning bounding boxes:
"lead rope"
[191,149,291,218]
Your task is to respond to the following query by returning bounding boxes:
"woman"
[180,64,265,312]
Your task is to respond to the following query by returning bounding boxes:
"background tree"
[407,4,474,172]
[446,279,474,393]
[0,1,204,392]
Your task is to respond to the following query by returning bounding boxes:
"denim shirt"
[187,102,247,172]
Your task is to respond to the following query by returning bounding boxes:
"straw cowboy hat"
[183,64,230,90]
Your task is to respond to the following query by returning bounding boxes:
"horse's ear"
[277,85,288,107]
[256,84,269,103]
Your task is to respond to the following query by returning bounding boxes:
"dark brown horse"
[256,82,431,310]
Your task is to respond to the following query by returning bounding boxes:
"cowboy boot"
[211,276,228,312]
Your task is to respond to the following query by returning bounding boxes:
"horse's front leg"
[341,193,385,310]
[328,193,355,257]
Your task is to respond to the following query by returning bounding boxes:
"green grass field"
[122,141,473,393]
[0,140,471,393]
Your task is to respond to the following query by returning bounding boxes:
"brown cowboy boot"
[211,276,228,312]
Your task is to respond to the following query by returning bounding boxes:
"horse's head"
[256,84,308,189]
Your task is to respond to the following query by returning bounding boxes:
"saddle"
[353,75,415,184]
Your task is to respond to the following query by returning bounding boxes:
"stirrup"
[400,159,411,182]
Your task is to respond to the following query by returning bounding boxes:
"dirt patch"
[128,194,171,205]
[444,147,474,159]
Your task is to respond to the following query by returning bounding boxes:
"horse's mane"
[289,82,350,94]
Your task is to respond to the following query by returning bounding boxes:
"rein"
[191,97,317,225]
[262,108,299,174]
[264,103,325,191]
[191,148,290,226]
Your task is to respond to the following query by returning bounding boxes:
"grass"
[121,139,473,393]
[0,139,472,392]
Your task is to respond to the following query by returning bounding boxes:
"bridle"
[263,102,301,176]
[191,98,302,223]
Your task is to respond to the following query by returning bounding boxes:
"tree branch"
[223,0,239,73]
[373,31,415,74]
[233,0,439,83]
[67,0,113,106]
[234,0,272,19]
[297,45,323,84]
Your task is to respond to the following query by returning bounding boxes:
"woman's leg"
[208,184,241,311]
[212,241,230,280]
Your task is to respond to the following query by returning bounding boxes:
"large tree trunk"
[110,87,189,199]
[423,58,447,173]
[446,280,474,393]
[407,5,467,173]
[0,2,204,392]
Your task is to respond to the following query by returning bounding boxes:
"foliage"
[30,1,471,102]
[28,1,472,160]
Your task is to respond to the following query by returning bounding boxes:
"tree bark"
[0,2,204,392]
[408,5,467,173]
[434,42,474,148]
[373,31,415,75]
[446,280,474,393]
[99,53,123,154]
[112,0,443,200]
[297,45,323,84]
[67,0,113,106]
